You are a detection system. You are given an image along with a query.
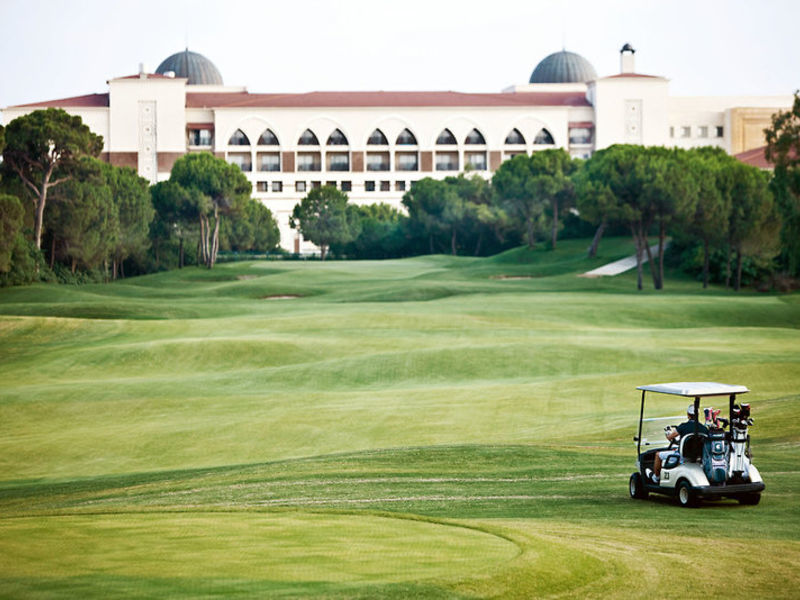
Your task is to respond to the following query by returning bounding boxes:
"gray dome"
[156,49,223,85]
[529,50,597,84]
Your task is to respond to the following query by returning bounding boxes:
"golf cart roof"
[636,382,749,397]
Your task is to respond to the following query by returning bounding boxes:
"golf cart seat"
[680,433,707,463]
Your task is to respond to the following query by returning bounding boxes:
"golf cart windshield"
[638,415,684,449]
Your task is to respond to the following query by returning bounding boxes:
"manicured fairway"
[1,239,799,598]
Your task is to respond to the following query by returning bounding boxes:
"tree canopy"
[169,153,251,268]
[764,91,800,276]
[1,108,103,249]
[291,185,359,260]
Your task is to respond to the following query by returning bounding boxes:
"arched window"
[505,129,525,145]
[298,129,319,145]
[436,129,457,145]
[228,129,250,146]
[258,129,279,145]
[327,129,349,145]
[534,128,555,145]
[396,128,417,145]
[367,129,389,145]
[464,128,486,145]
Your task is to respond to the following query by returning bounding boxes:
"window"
[465,128,486,145]
[396,128,417,145]
[298,129,319,145]
[296,181,306,192]
[228,129,250,146]
[256,182,269,192]
[365,180,376,192]
[227,152,251,171]
[681,126,691,138]
[367,129,389,145]
[327,129,349,145]
[367,152,390,171]
[465,151,487,171]
[670,126,675,138]
[311,181,321,190]
[326,181,337,188]
[435,151,458,171]
[395,151,418,171]
[326,152,350,171]
[258,129,279,145]
[188,128,213,146]
[569,127,592,145]
[716,126,724,138]
[504,152,524,160]
[533,128,554,145]
[698,126,708,138]
[436,129,457,145]
[297,152,321,171]
[380,181,391,192]
[395,181,406,192]
[341,181,352,192]
[272,181,282,192]
[505,129,525,145]
[258,153,280,171]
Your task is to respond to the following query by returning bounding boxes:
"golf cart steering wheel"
[665,426,679,447]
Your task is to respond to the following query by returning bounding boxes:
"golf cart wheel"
[629,472,648,499]
[738,493,761,506]
[677,480,698,508]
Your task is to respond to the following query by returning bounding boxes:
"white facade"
[3,46,793,252]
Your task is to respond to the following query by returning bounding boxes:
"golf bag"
[729,404,753,482]
[703,431,728,484]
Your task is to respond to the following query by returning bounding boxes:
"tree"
[169,153,251,268]
[47,166,118,274]
[574,145,650,288]
[335,203,409,259]
[102,163,154,278]
[764,92,800,276]
[222,198,280,253]
[681,148,733,288]
[574,177,620,258]
[1,108,103,250]
[639,147,696,289]
[493,150,574,249]
[0,194,25,273]
[402,178,458,254]
[290,185,359,260]
[726,162,779,291]
[446,174,511,256]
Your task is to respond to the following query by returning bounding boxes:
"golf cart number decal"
[662,472,669,481]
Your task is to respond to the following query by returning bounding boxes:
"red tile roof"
[733,144,798,169]
[112,73,181,81]
[185,90,591,109]
[735,146,770,169]
[9,93,110,109]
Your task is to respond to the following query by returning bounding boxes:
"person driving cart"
[649,404,708,484]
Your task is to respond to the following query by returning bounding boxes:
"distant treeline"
[2,96,799,290]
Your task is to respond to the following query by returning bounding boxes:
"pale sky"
[1,0,797,118]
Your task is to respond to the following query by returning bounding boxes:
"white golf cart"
[629,382,765,507]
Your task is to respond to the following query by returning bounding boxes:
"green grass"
[1,238,799,598]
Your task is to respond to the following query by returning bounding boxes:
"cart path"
[581,242,668,277]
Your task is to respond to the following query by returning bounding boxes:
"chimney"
[620,43,635,74]
[138,62,148,79]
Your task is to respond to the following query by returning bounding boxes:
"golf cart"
[629,382,765,507]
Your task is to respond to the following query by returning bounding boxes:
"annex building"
[3,45,792,253]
